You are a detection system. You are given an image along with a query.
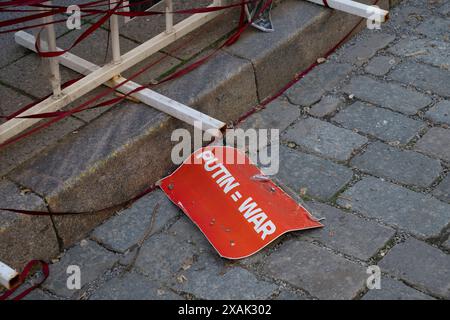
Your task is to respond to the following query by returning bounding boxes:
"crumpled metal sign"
[158,146,323,259]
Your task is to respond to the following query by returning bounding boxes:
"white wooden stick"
[0,261,19,290]
[165,0,174,33]
[109,0,122,64]
[13,31,225,136]
[2,4,222,143]
[306,0,389,22]
[43,1,62,96]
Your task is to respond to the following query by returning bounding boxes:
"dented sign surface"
[158,146,323,259]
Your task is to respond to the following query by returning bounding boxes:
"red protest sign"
[158,146,323,259]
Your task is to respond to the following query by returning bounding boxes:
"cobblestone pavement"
[16,0,450,300]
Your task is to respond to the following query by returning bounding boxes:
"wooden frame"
[1,0,225,144]
[1,0,388,144]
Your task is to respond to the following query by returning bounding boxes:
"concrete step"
[1,0,392,270]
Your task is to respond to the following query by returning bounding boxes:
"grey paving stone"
[333,102,426,144]
[433,175,450,203]
[425,100,450,125]
[0,178,59,270]
[0,116,84,177]
[379,238,450,298]
[337,177,450,238]
[339,32,396,65]
[0,84,34,125]
[91,190,180,253]
[135,233,198,283]
[276,146,354,201]
[224,0,382,99]
[0,54,79,98]
[440,1,450,16]
[0,10,69,69]
[263,240,367,300]
[163,8,241,60]
[43,240,119,298]
[344,76,432,115]
[365,56,397,76]
[385,6,430,29]
[56,24,139,67]
[89,272,182,300]
[302,202,395,261]
[168,216,212,250]
[286,63,353,107]
[119,0,211,43]
[23,289,58,301]
[173,254,277,300]
[238,97,300,133]
[388,38,450,69]
[308,95,343,117]
[157,50,258,123]
[283,117,368,161]
[416,17,450,42]
[362,277,435,300]
[390,62,450,98]
[443,238,450,250]
[415,127,450,162]
[350,141,442,187]
[274,290,309,300]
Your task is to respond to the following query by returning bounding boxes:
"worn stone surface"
[135,233,198,283]
[168,216,212,250]
[164,8,241,60]
[91,190,180,253]
[23,289,58,301]
[173,254,277,300]
[333,102,426,144]
[0,178,59,270]
[338,32,396,65]
[337,177,450,238]
[416,17,450,42]
[276,146,353,201]
[415,127,450,162]
[362,277,435,300]
[0,54,79,98]
[43,240,119,298]
[238,97,300,132]
[0,84,34,125]
[301,202,395,261]
[388,38,450,69]
[89,272,182,300]
[156,50,258,123]
[433,174,450,203]
[0,117,84,177]
[390,62,450,98]
[443,238,450,250]
[10,103,174,247]
[344,76,432,115]
[308,95,343,117]
[286,63,352,107]
[263,240,367,300]
[226,0,381,99]
[365,56,397,76]
[283,117,368,161]
[425,100,450,125]
[350,141,442,187]
[379,238,450,298]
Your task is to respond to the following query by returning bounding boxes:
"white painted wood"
[2,4,222,143]
[13,31,225,136]
[109,0,122,64]
[306,0,389,21]
[165,0,174,33]
[0,261,19,290]
[43,1,62,96]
